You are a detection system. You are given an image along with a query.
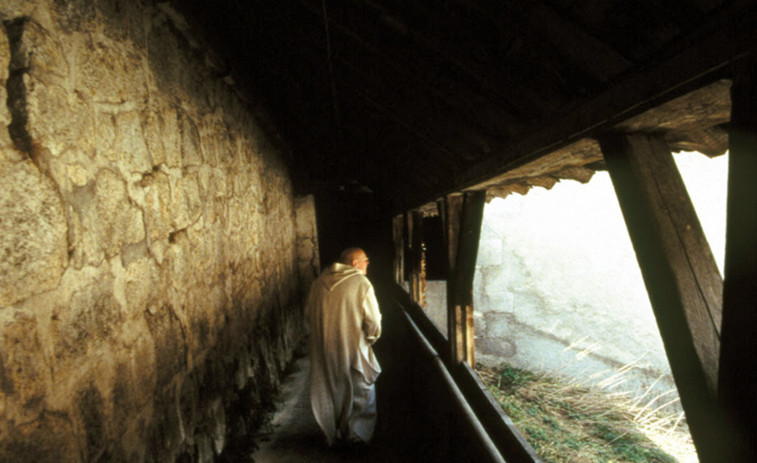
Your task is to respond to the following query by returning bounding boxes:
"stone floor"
[248,354,408,462]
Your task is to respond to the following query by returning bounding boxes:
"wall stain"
[3,17,33,157]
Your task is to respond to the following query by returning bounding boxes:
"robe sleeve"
[362,284,382,344]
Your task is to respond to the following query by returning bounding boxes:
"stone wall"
[294,195,320,302]
[0,1,305,461]
[471,190,677,406]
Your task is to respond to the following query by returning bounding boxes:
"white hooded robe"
[306,263,382,446]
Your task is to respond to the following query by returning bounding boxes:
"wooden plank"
[465,304,475,367]
[604,133,721,389]
[411,210,424,306]
[295,0,525,138]
[393,214,405,285]
[598,131,736,462]
[454,192,486,306]
[454,305,465,365]
[455,3,757,197]
[719,55,757,461]
[404,211,412,285]
[455,191,486,366]
[443,195,464,364]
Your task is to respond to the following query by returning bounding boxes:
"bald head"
[340,247,370,275]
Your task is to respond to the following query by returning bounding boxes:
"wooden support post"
[411,210,424,306]
[392,214,405,285]
[442,195,463,363]
[403,211,413,287]
[442,192,485,366]
[719,56,757,461]
[599,131,735,462]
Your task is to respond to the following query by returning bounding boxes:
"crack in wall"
[4,17,33,158]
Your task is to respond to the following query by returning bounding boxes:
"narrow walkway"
[249,353,407,462]
[246,272,456,462]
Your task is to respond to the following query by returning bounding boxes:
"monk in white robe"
[307,247,382,446]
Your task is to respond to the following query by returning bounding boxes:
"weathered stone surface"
[0,25,13,150]
[0,311,49,419]
[70,169,145,267]
[0,161,68,306]
[0,410,78,463]
[0,1,308,461]
[142,107,182,168]
[112,110,152,176]
[294,195,320,298]
[476,238,502,267]
[143,168,173,242]
[477,337,516,358]
[482,312,517,338]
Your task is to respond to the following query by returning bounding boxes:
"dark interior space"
[2,0,756,461]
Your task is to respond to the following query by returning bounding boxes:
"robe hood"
[319,263,363,292]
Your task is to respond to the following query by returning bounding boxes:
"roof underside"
[173,0,757,215]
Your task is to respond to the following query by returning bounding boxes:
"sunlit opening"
[468,151,727,462]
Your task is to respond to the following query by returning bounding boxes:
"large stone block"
[179,112,203,167]
[113,110,152,177]
[171,171,202,230]
[143,107,181,168]
[144,304,187,390]
[143,169,173,242]
[0,26,12,150]
[0,161,67,305]
[70,169,145,266]
[482,311,517,338]
[0,311,49,420]
[50,274,122,360]
[0,410,78,463]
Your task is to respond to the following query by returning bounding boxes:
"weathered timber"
[411,210,425,306]
[441,195,464,364]
[474,80,731,200]
[393,214,405,285]
[448,191,485,367]
[295,0,526,137]
[604,134,722,388]
[392,282,536,462]
[456,4,757,203]
[719,55,757,461]
[598,131,735,462]
[498,0,633,85]
[403,211,412,284]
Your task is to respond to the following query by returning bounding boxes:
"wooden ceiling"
[173,0,757,215]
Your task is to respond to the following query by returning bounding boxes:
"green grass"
[476,363,696,462]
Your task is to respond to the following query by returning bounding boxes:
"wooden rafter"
[598,131,737,462]
[454,3,757,207]
[441,192,485,366]
[719,54,757,461]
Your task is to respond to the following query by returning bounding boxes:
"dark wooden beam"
[455,2,757,202]
[601,133,722,387]
[458,0,632,89]
[442,194,463,364]
[268,9,503,165]
[458,192,486,366]
[410,210,425,306]
[598,131,739,462]
[719,54,757,461]
[349,0,568,117]
[393,214,405,285]
[442,192,485,366]
[403,211,412,285]
[295,0,533,129]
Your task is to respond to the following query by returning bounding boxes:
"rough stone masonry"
[0,1,309,461]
